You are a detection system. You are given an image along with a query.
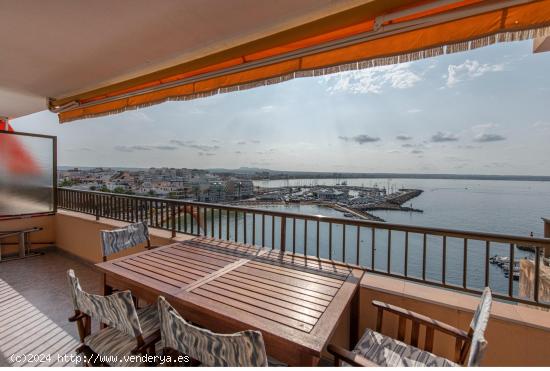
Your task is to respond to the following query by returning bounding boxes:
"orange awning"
[53,0,550,123]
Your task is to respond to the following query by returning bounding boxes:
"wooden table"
[96,237,363,366]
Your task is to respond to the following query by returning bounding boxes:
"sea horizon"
[57,165,550,182]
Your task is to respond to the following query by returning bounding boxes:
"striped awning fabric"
[52,0,550,123]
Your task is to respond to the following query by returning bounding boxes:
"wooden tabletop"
[96,237,363,366]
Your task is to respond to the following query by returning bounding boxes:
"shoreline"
[229,187,424,222]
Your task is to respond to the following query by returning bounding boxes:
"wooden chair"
[328,287,493,367]
[67,269,160,366]
[156,296,270,367]
[100,221,157,296]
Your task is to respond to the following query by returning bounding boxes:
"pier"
[233,184,423,222]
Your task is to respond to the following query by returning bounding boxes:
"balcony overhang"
[0,0,389,119]
[2,0,550,122]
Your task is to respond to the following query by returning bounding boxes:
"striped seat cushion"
[351,329,457,367]
[467,287,492,366]
[84,304,160,367]
[158,296,268,367]
[100,221,149,257]
[67,269,143,338]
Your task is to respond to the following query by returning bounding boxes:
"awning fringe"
[59,24,550,123]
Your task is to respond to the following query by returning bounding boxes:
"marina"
[489,255,520,281]
[236,184,423,222]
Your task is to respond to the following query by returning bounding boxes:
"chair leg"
[71,312,91,343]
[75,318,86,343]
[103,283,113,296]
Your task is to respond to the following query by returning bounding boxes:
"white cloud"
[128,111,154,122]
[533,121,550,129]
[260,105,275,113]
[431,131,459,142]
[402,143,426,149]
[473,133,506,142]
[321,63,421,94]
[471,123,506,142]
[338,134,380,144]
[114,145,151,152]
[407,108,422,114]
[396,134,413,141]
[472,123,499,131]
[114,144,177,152]
[170,140,219,153]
[446,59,504,88]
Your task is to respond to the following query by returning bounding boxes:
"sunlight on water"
[244,178,549,295]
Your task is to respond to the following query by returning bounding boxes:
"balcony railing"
[57,188,550,309]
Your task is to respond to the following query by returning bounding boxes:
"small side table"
[0,227,43,262]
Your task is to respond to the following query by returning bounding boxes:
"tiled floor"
[0,250,102,367]
[0,248,334,367]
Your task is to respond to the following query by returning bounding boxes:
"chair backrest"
[100,221,149,258]
[67,269,143,338]
[467,287,493,366]
[157,296,268,367]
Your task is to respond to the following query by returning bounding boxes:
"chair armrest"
[372,300,470,341]
[327,344,378,367]
[133,330,161,354]
[68,312,87,322]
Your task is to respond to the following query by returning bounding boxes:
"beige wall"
[0,214,55,256]
[360,273,550,366]
[0,210,191,263]
[55,210,192,263]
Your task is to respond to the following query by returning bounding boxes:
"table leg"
[350,287,360,348]
[19,232,26,258]
[25,232,31,255]
[103,274,113,296]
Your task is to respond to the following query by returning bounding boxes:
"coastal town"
[58,167,423,221]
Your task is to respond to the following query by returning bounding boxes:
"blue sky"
[13,40,550,175]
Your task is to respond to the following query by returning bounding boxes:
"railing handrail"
[58,187,550,247]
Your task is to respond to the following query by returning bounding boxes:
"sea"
[244,178,550,298]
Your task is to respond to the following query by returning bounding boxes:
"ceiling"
[0,0,367,119]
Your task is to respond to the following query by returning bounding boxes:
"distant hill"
[207,168,550,181]
[58,165,550,181]
[208,167,273,173]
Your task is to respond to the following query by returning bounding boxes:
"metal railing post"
[94,194,100,221]
[134,198,139,222]
[280,216,286,252]
[171,203,176,238]
[534,246,541,303]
